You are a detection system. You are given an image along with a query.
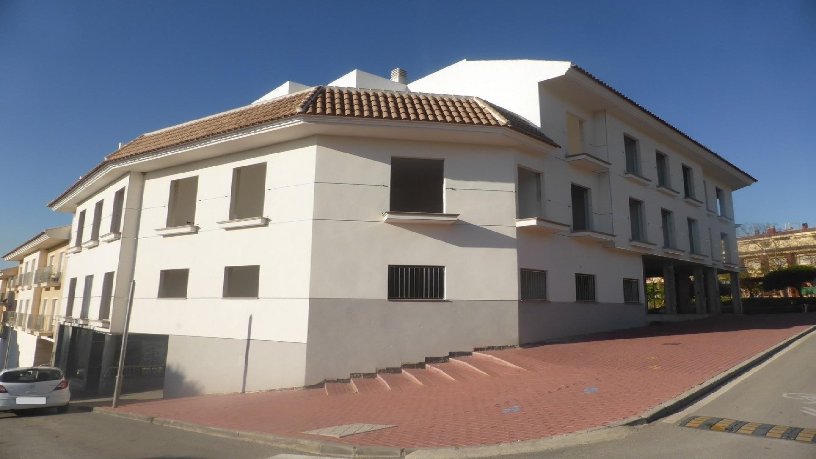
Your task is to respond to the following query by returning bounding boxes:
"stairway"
[321,351,528,396]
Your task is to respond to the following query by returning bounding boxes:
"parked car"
[0,367,70,414]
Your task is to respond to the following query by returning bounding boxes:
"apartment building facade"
[1,226,70,369]
[46,60,754,397]
[739,223,816,277]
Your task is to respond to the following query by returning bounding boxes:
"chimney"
[390,68,407,84]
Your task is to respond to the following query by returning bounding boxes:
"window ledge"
[717,215,733,223]
[216,217,270,230]
[689,252,707,260]
[81,240,99,250]
[388,298,450,302]
[662,247,685,256]
[156,225,200,237]
[684,196,704,207]
[569,229,616,243]
[657,185,680,197]
[520,299,550,303]
[629,239,657,250]
[66,246,82,255]
[723,262,740,270]
[565,152,610,173]
[515,217,570,233]
[623,172,651,186]
[100,231,121,243]
[383,211,459,224]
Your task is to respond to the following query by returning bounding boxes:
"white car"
[0,367,71,414]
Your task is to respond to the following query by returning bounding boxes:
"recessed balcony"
[383,212,459,225]
[565,152,610,173]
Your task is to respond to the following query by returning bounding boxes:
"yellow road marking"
[765,425,789,439]
[711,419,736,432]
[736,422,761,435]
[685,416,710,428]
[795,429,816,443]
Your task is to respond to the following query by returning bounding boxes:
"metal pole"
[112,279,135,408]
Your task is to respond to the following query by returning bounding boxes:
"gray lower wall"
[304,299,519,385]
[519,301,647,344]
[164,335,307,398]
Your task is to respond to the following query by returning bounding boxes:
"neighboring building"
[46,60,755,397]
[1,226,70,369]
[738,223,816,281]
[0,266,18,366]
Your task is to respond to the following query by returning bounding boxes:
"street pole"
[112,279,135,409]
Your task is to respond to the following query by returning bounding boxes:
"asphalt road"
[497,328,816,459]
[0,407,313,459]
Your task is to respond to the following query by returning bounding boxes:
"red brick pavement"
[112,314,816,448]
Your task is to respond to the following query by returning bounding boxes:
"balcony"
[34,266,62,287]
[3,311,58,336]
[565,152,610,174]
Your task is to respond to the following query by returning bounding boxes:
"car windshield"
[0,369,63,383]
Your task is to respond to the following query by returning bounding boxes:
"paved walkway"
[109,314,816,448]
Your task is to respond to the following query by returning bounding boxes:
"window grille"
[520,269,547,300]
[388,265,444,300]
[575,273,596,302]
[623,278,640,303]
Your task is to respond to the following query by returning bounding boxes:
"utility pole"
[112,280,135,408]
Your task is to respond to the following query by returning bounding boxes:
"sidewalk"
[102,314,816,450]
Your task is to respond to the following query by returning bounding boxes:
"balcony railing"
[34,266,62,286]
[3,311,58,335]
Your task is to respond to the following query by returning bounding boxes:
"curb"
[92,407,408,457]
[93,324,816,458]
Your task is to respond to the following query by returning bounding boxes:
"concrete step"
[427,359,489,383]
[378,371,423,391]
[455,352,528,376]
[350,375,390,394]
[324,380,356,396]
[402,366,456,386]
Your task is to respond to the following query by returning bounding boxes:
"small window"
[388,265,444,300]
[661,209,675,248]
[167,176,199,227]
[623,278,640,303]
[80,275,93,319]
[229,163,266,220]
[715,187,727,217]
[99,271,114,320]
[90,199,104,241]
[65,278,77,316]
[687,218,699,253]
[158,269,189,298]
[517,167,542,218]
[575,273,596,302]
[566,113,585,155]
[74,210,86,247]
[682,165,695,199]
[571,184,591,231]
[390,158,444,213]
[655,151,670,188]
[629,199,645,242]
[720,233,730,263]
[223,265,260,298]
[110,187,125,233]
[624,135,640,175]
[520,269,547,300]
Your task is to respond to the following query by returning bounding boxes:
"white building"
[47,60,755,397]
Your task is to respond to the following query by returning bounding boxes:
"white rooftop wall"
[253,81,311,104]
[328,69,408,91]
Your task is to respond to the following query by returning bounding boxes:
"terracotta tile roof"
[51,87,557,207]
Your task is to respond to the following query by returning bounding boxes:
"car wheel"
[56,404,69,414]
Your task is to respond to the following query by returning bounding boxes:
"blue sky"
[1,1,814,266]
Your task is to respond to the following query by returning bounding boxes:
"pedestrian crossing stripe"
[680,416,816,444]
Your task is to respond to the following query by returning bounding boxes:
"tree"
[737,223,792,275]
[762,266,816,296]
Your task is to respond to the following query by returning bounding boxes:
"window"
[80,275,93,319]
[629,199,645,242]
[566,113,585,155]
[167,176,199,227]
[520,269,547,300]
[388,265,444,300]
[682,165,695,198]
[571,184,591,231]
[715,187,727,217]
[720,233,730,263]
[229,163,266,220]
[90,200,103,241]
[223,265,260,298]
[158,269,189,298]
[661,209,675,248]
[623,278,640,303]
[687,218,700,253]
[575,273,596,302]
[99,271,114,320]
[65,278,77,316]
[390,158,444,213]
[655,151,670,188]
[74,210,86,247]
[110,187,125,233]
[624,135,640,175]
[517,167,542,218]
